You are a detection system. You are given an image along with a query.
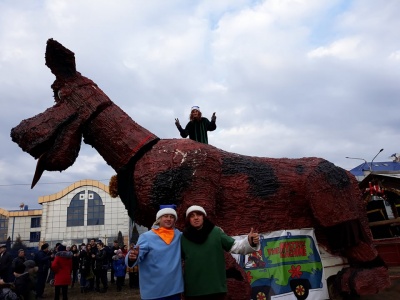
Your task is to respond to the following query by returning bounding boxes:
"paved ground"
[42,267,400,299]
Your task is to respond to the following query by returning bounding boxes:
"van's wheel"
[251,286,274,300]
[290,279,310,300]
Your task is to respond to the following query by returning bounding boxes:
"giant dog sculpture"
[11,39,390,299]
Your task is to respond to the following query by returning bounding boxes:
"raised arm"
[230,227,260,255]
[175,117,189,138]
[208,112,217,131]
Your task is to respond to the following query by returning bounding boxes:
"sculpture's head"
[10,39,111,188]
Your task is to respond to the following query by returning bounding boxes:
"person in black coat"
[0,244,12,283]
[94,242,108,293]
[78,245,94,293]
[11,249,26,272]
[70,245,79,288]
[35,243,53,299]
[175,106,217,144]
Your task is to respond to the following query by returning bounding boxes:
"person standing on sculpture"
[181,205,260,300]
[128,206,183,300]
[175,106,216,144]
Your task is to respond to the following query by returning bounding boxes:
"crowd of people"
[0,204,258,300]
[0,239,139,299]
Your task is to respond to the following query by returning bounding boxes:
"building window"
[67,191,85,227]
[31,217,41,228]
[87,190,105,226]
[0,215,8,243]
[30,231,40,242]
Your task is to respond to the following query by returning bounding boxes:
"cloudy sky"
[1,0,399,210]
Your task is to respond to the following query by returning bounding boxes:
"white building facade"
[0,179,146,249]
[39,179,131,247]
[0,208,42,248]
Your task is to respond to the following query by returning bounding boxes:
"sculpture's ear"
[45,38,76,77]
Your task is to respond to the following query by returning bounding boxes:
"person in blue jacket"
[127,205,183,300]
[112,249,126,292]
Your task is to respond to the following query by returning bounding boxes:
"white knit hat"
[186,205,207,217]
[191,105,200,112]
[156,208,177,221]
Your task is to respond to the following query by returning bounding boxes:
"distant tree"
[130,223,139,245]
[12,234,26,250]
[117,231,124,247]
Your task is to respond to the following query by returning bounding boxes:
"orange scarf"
[152,227,175,245]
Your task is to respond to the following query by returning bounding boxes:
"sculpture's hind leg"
[306,161,391,295]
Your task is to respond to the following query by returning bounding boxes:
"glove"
[175,118,181,128]
[211,112,216,122]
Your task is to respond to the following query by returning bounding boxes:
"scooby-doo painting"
[11,39,390,299]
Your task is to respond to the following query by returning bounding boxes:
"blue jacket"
[127,228,183,299]
[112,257,126,277]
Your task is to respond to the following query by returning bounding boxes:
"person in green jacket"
[181,205,260,300]
[175,106,216,144]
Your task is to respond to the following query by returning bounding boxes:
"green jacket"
[181,226,234,296]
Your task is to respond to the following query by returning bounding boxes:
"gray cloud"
[1,0,400,210]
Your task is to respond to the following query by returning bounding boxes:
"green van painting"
[234,229,330,300]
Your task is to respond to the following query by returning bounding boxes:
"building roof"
[38,179,109,204]
[349,161,400,177]
[0,208,42,217]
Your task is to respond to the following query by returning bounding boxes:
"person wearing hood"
[127,205,183,300]
[181,205,260,300]
[13,262,30,299]
[51,244,73,300]
[111,249,126,292]
[24,260,38,299]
